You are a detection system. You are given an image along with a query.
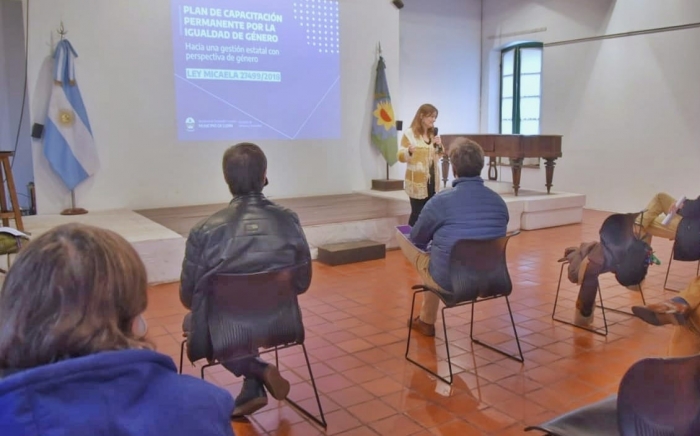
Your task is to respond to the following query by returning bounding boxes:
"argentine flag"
[43,39,99,191]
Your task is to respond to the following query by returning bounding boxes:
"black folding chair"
[178,266,326,429]
[405,231,524,385]
[617,354,700,435]
[552,212,649,336]
[663,216,700,292]
[552,259,610,337]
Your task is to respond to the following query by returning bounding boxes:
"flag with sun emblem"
[43,39,99,191]
[371,55,398,166]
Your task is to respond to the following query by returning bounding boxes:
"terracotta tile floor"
[143,209,698,435]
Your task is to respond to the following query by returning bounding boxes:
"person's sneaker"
[632,297,691,326]
[232,378,268,418]
[407,316,436,337]
[260,364,290,401]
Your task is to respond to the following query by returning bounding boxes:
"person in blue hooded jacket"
[0,223,235,436]
[395,138,509,337]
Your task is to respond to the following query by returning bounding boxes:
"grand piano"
[440,134,562,196]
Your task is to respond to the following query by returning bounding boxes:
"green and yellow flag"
[370,56,398,166]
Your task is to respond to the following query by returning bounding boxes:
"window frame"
[499,41,544,135]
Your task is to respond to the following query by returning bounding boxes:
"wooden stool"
[0,152,24,232]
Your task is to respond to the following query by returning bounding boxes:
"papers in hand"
[661,196,686,226]
[0,227,29,238]
[395,225,429,253]
[396,225,411,235]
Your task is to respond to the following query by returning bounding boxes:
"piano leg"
[441,154,451,188]
[488,158,498,180]
[510,158,523,196]
[544,158,557,194]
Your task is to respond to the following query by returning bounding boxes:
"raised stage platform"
[358,181,586,234]
[22,210,186,285]
[19,181,585,285]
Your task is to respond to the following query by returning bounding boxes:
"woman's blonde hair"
[409,103,439,137]
[0,223,152,370]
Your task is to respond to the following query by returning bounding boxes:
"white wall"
[0,0,32,210]
[397,0,482,185]
[482,0,700,212]
[24,0,400,213]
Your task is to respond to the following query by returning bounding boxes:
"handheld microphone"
[433,127,442,153]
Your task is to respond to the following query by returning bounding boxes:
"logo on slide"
[185,117,196,132]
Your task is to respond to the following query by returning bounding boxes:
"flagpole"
[380,42,388,182]
[61,190,88,215]
[46,24,97,216]
[370,42,402,192]
[56,23,86,216]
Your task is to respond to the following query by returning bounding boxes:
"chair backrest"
[599,212,640,256]
[204,265,306,362]
[444,231,518,306]
[599,212,652,287]
[617,354,700,436]
[674,217,700,261]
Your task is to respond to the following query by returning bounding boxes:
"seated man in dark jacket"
[395,138,509,336]
[180,143,312,418]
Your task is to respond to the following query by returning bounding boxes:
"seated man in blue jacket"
[396,138,509,336]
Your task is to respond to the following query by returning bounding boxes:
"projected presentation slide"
[171,0,341,141]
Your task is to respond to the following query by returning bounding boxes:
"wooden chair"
[0,152,24,232]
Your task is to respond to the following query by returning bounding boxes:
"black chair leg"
[191,344,326,429]
[551,261,567,320]
[663,241,699,293]
[200,361,219,379]
[440,307,453,384]
[598,282,645,317]
[405,290,453,385]
[663,244,675,291]
[178,339,186,374]
[469,296,524,363]
[284,343,327,429]
[552,261,609,336]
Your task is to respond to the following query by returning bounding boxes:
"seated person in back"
[396,138,509,337]
[633,276,700,358]
[0,223,234,436]
[636,193,700,291]
[180,142,312,418]
[638,193,700,241]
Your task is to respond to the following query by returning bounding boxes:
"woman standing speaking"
[397,103,444,226]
